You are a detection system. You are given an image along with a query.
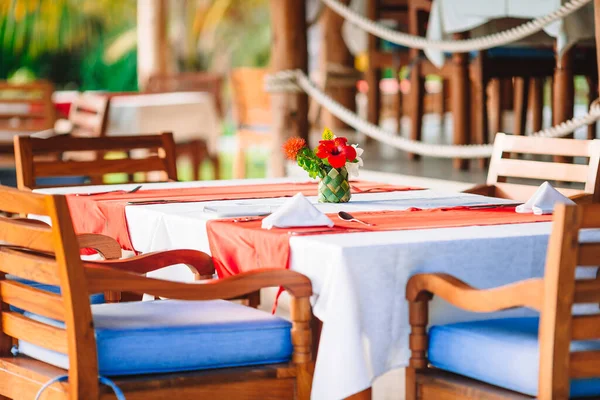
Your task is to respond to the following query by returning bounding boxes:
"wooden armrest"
[84,267,312,300]
[84,249,215,278]
[570,193,594,205]
[406,273,544,312]
[462,184,496,197]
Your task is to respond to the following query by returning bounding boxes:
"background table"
[38,179,600,400]
[425,0,595,67]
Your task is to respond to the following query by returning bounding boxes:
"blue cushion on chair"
[428,317,600,397]
[6,275,105,305]
[18,299,293,376]
[485,47,555,59]
[0,168,87,188]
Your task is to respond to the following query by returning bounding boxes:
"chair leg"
[587,76,598,139]
[406,299,430,400]
[513,77,530,136]
[345,388,372,399]
[409,61,424,161]
[553,48,575,163]
[530,77,544,133]
[190,140,203,181]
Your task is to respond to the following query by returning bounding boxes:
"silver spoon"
[77,185,142,196]
[337,211,374,226]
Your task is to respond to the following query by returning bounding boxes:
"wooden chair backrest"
[146,72,224,117]
[537,203,600,397]
[487,133,600,202]
[13,132,178,189]
[0,81,56,155]
[230,68,272,127]
[0,185,100,397]
[67,93,110,138]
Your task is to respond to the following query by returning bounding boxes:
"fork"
[76,185,142,197]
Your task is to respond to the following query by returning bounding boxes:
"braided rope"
[321,0,592,51]
[265,70,600,159]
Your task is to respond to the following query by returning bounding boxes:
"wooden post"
[319,0,356,130]
[596,0,600,82]
[137,0,169,90]
[451,32,471,170]
[269,0,309,177]
[552,48,574,163]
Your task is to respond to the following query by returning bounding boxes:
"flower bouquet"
[283,128,364,203]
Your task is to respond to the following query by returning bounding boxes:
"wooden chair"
[66,93,110,138]
[231,68,273,179]
[0,185,314,399]
[13,132,178,190]
[406,202,600,399]
[147,72,223,180]
[0,80,56,157]
[464,133,600,203]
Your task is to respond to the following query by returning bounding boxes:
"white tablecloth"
[426,0,595,67]
[37,179,600,400]
[108,92,220,153]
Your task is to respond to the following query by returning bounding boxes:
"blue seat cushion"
[428,317,600,397]
[17,299,293,376]
[6,275,105,305]
[0,168,87,188]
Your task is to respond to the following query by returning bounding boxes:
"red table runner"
[66,181,420,251]
[206,206,553,278]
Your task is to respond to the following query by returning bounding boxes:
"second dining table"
[36,178,600,400]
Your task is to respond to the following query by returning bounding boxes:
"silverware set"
[76,185,142,196]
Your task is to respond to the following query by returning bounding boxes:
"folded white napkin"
[261,193,334,229]
[515,181,575,215]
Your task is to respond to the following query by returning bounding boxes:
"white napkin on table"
[261,193,334,229]
[515,181,575,215]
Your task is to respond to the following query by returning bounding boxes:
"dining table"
[36,178,600,400]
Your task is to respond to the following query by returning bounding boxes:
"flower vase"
[318,167,351,203]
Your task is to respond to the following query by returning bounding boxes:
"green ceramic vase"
[318,167,351,203]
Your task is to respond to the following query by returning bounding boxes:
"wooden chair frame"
[0,185,314,399]
[13,132,178,190]
[406,203,600,399]
[464,132,600,203]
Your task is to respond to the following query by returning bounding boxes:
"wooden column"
[269,0,309,177]
[365,0,381,128]
[137,0,169,90]
[596,0,600,81]
[320,0,356,130]
[552,48,574,163]
[451,32,471,170]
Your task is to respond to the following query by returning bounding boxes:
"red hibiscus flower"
[316,137,357,168]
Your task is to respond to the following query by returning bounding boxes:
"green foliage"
[297,148,326,179]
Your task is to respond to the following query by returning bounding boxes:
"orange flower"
[283,137,307,160]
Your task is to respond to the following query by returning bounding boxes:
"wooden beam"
[269,0,309,177]
[596,0,600,86]
[137,0,169,90]
[319,0,356,130]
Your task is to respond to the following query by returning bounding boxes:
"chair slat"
[2,312,68,354]
[0,220,54,253]
[498,135,594,157]
[571,315,600,340]
[494,159,589,183]
[573,279,600,304]
[0,249,60,286]
[26,135,170,153]
[578,243,600,266]
[570,351,600,378]
[0,187,48,215]
[0,281,65,321]
[34,157,167,177]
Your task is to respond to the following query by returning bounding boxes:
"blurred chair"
[147,72,223,180]
[0,80,56,158]
[231,68,273,179]
[463,133,600,203]
[66,93,110,138]
[0,185,314,400]
[13,132,177,189]
[406,203,600,399]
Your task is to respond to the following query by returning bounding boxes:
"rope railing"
[320,0,592,52]
[265,70,600,159]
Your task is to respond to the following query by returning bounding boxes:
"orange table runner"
[66,181,420,251]
[206,206,553,278]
